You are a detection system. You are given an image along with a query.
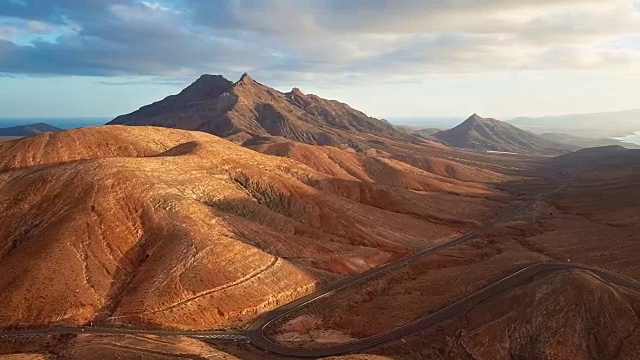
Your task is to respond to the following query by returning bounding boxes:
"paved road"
[2,179,639,357]
[245,181,572,352]
[243,179,639,357]
[0,326,249,342]
[247,263,640,357]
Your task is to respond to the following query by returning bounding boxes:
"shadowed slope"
[109,74,411,149]
[433,114,575,155]
[0,123,61,137]
[249,139,500,195]
[0,126,503,332]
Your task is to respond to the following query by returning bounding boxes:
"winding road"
[247,263,640,357]
[1,180,639,358]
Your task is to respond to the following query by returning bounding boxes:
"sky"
[0,0,639,120]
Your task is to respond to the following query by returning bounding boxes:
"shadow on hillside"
[91,227,160,328]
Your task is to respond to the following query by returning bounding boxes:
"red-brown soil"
[264,152,640,354]
[0,126,504,332]
[3,269,637,359]
[250,139,503,193]
[1,123,635,359]
[357,270,640,360]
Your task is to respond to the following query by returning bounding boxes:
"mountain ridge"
[109,74,411,150]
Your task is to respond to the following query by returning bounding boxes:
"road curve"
[247,263,640,357]
[2,180,639,357]
[244,182,569,353]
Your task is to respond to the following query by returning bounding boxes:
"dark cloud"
[0,1,276,76]
[0,0,638,80]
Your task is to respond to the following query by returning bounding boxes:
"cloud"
[0,0,638,82]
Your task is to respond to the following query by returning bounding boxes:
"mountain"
[0,123,61,136]
[109,74,411,150]
[0,125,504,331]
[432,114,576,155]
[510,109,640,138]
[538,133,640,149]
[107,74,547,178]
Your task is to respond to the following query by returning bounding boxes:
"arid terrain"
[0,125,508,333]
[3,0,640,356]
[260,146,639,358]
[0,76,638,359]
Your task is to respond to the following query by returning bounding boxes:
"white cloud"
[0,24,20,40]
[1,0,640,80]
[141,2,172,12]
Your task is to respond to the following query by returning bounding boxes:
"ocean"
[0,117,111,129]
[614,131,640,145]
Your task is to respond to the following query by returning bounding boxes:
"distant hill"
[394,125,442,137]
[0,123,61,136]
[0,136,21,142]
[109,73,412,150]
[432,114,576,155]
[510,109,640,138]
[546,145,639,167]
[539,133,640,149]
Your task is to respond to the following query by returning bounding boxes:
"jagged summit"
[460,113,501,127]
[432,113,576,155]
[465,113,483,123]
[289,87,304,95]
[236,72,256,84]
[108,73,410,148]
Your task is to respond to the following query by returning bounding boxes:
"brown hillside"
[109,74,412,149]
[250,139,498,195]
[262,148,640,353]
[362,271,640,360]
[107,74,543,180]
[0,126,504,331]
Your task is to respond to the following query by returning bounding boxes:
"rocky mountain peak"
[109,72,411,147]
[178,74,233,101]
[464,113,485,125]
[191,74,231,88]
[238,72,255,83]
